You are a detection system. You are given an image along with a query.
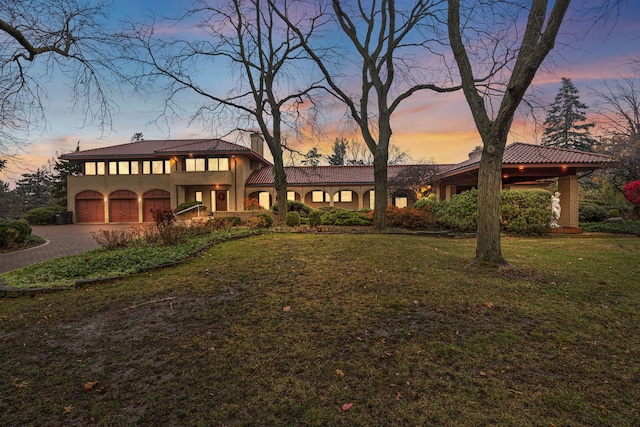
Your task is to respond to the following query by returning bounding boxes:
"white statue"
[551,192,561,227]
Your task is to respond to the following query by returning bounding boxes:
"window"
[208,157,229,171]
[142,160,171,174]
[368,190,375,209]
[258,192,270,209]
[84,162,105,176]
[333,191,353,203]
[312,191,327,203]
[185,158,206,172]
[195,191,203,202]
[395,197,408,208]
[108,161,138,175]
[287,191,296,201]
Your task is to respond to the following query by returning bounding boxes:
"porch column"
[558,175,579,228]
[445,185,456,201]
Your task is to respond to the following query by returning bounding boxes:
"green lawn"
[1,233,639,426]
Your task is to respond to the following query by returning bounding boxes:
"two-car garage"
[75,189,170,223]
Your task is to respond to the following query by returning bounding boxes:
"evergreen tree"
[302,147,322,166]
[14,168,54,211]
[326,138,348,165]
[542,77,597,152]
[50,142,82,208]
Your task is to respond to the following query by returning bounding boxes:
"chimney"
[468,145,483,159]
[250,133,264,158]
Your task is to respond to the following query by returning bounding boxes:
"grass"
[1,233,639,426]
[0,228,263,288]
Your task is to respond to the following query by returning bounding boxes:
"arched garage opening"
[109,190,139,223]
[75,190,105,223]
[143,189,171,222]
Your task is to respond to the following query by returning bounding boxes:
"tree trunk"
[372,127,391,229]
[475,139,509,265]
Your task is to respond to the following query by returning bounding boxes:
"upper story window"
[185,157,229,172]
[108,160,139,175]
[84,161,105,176]
[208,157,229,171]
[142,160,171,175]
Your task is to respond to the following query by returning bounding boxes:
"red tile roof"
[441,142,615,176]
[246,164,450,186]
[60,138,270,164]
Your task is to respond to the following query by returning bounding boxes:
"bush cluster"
[500,189,553,236]
[429,188,558,236]
[308,210,323,227]
[23,206,65,225]
[321,209,372,226]
[579,202,610,223]
[386,206,435,230]
[0,220,32,247]
[432,189,479,233]
[271,200,312,217]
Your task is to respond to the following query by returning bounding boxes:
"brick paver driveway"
[0,224,136,274]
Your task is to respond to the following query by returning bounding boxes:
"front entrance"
[212,190,228,212]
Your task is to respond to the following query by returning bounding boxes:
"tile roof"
[246,164,449,186]
[441,142,615,176]
[60,138,269,163]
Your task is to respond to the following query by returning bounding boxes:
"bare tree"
[345,140,409,166]
[120,0,323,220]
[448,0,573,266]
[593,73,640,184]
[0,0,118,157]
[275,0,461,228]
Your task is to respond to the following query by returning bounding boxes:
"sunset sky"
[2,0,639,185]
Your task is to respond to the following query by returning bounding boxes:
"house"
[61,134,615,228]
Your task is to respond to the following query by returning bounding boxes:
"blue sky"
[3,0,639,184]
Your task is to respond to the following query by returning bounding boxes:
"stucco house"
[61,133,615,228]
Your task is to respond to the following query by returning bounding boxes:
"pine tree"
[14,167,54,211]
[326,138,348,166]
[542,77,597,152]
[50,142,82,208]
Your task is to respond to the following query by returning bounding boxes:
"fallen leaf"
[63,405,74,414]
[342,403,353,411]
[282,306,291,312]
[84,381,99,391]
[594,404,606,410]
[11,378,29,388]
[335,369,345,378]
[395,392,402,400]
[479,371,487,377]
[483,302,494,308]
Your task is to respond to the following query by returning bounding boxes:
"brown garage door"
[109,190,139,223]
[143,189,171,222]
[76,191,105,223]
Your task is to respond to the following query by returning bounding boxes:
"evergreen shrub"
[579,202,609,223]
[500,189,552,236]
[175,201,206,213]
[285,211,301,227]
[321,209,372,226]
[23,206,65,225]
[0,220,32,247]
[271,200,312,217]
[432,189,478,233]
[308,210,322,227]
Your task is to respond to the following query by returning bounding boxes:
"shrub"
[23,206,65,225]
[321,209,372,226]
[151,207,178,245]
[175,200,206,213]
[308,210,323,227]
[91,229,135,250]
[414,194,438,210]
[623,180,640,207]
[285,211,301,227]
[432,189,478,232]
[386,206,435,230]
[500,189,553,236]
[579,202,609,223]
[271,200,312,217]
[214,216,241,226]
[246,216,269,229]
[0,220,32,247]
[244,197,263,211]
